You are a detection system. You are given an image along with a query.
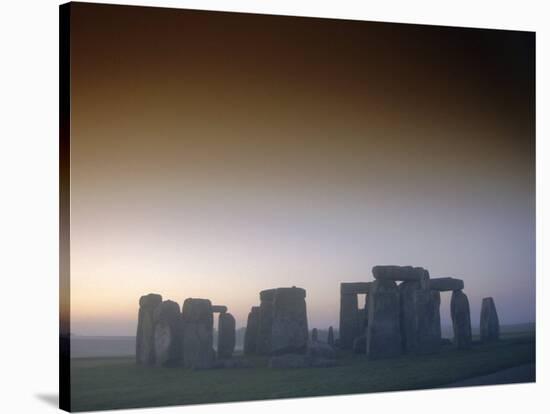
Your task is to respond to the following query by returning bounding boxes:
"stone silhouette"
[257,289,276,355]
[217,312,236,359]
[270,287,309,355]
[181,298,215,369]
[311,328,318,342]
[327,326,335,346]
[373,265,429,287]
[339,282,371,349]
[153,300,182,366]
[135,263,490,369]
[398,280,421,353]
[136,293,162,365]
[480,297,500,342]
[212,305,228,314]
[353,334,367,353]
[429,277,464,292]
[450,290,472,349]
[243,306,260,355]
[366,279,402,359]
[413,289,441,354]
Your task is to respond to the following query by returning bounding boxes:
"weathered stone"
[307,341,336,359]
[451,290,472,349]
[327,326,335,346]
[218,312,236,359]
[181,298,215,369]
[398,280,421,353]
[399,281,441,354]
[429,277,464,292]
[372,265,429,284]
[340,282,372,295]
[212,305,227,314]
[153,300,182,366]
[244,306,260,355]
[352,334,367,354]
[311,328,318,342]
[480,297,500,343]
[339,291,360,350]
[413,289,441,354]
[366,279,402,359]
[136,293,162,365]
[256,289,276,355]
[271,287,309,355]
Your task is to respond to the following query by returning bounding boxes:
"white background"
[0,0,548,413]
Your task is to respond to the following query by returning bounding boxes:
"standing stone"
[352,334,367,353]
[257,289,276,355]
[153,300,182,366]
[136,293,162,365]
[181,298,214,369]
[327,326,335,346]
[480,297,500,342]
[339,291,359,350]
[366,279,401,359]
[270,287,309,355]
[413,289,441,354]
[451,290,472,349]
[244,306,260,355]
[218,312,236,359]
[311,328,318,342]
[398,280,421,353]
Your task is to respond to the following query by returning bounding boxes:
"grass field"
[70,333,535,412]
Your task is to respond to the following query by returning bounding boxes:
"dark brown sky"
[68,2,535,335]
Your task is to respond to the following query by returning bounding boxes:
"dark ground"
[70,332,535,412]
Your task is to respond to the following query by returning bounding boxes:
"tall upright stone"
[339,283,362,349]
[366,279,401,359]
[398,280,421,353]
[181,298,214,369]
[327,326,335,346]
[413,289,441,354]
[451,290,472,349]
[339,290,359,350]
[480,297,500,343]
[136,293,162,365]
[244,306,260,355]
[311,328,318,342]
[153,300,182,366]
[257,289,276,355]
[218,312,236,359]
[271,287,309,355]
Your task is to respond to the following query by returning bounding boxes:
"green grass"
[70,333,535,412]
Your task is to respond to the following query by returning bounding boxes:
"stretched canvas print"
[59,2,536,412]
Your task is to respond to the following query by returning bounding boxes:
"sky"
[66,3,535,336]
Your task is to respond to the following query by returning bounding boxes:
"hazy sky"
[68,3,535,336]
